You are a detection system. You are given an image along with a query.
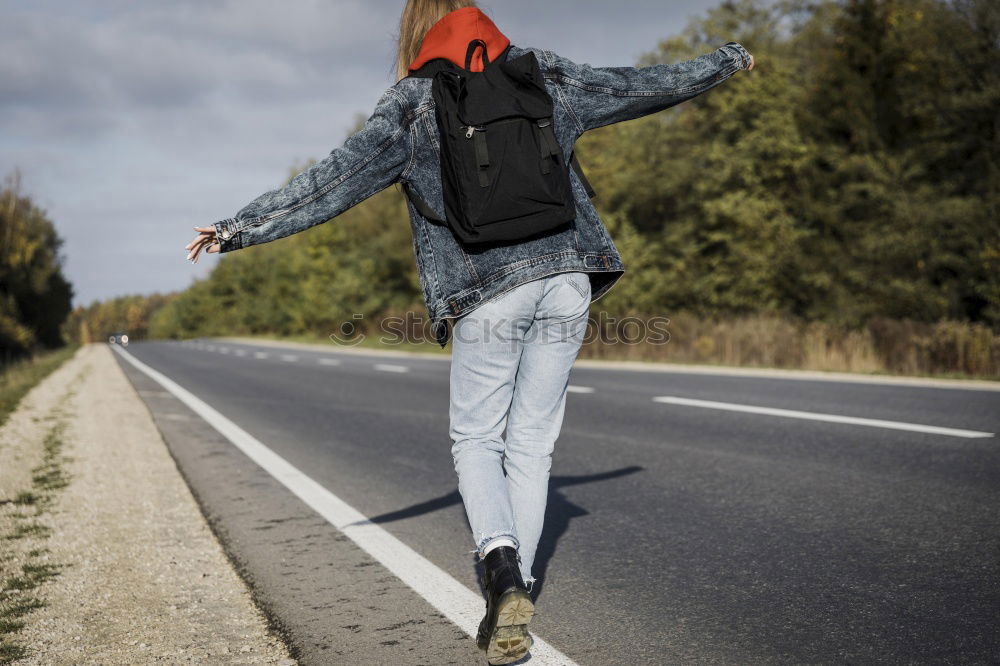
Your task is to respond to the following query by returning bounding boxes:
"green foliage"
[576,0,998,326]
[0,171,73,362]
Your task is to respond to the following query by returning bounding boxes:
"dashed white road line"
[567,385,594,394]
[218,346,230,354]
[254,352,269,359]
[318,358,341,366]
[280,354,299,363]
[374,363,409,374]
[113,347,577,665]
[653,396,994,439]
[233,349,247,357]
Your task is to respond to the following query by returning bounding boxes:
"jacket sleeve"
[541,42,751,133]
[212,88,411,253]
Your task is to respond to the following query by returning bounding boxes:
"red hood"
[407,7,510,73]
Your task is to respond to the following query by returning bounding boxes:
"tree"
[0,171,73,361]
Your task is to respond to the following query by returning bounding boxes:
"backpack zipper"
[463,117,539,138]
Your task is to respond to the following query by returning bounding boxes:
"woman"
[186,2,753,663]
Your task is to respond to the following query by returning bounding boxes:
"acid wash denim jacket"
[212,42,752,346]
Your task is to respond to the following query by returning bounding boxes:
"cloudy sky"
[2,0,721,306]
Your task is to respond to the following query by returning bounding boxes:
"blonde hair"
[395,0,478,81]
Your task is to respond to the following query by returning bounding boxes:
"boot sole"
[486,590,534,665]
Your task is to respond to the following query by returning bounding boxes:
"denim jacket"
[212,42,752,345]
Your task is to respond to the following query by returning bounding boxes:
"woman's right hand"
[185,226,220,264]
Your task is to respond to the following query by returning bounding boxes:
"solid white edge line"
[374,363,409,373]
[112,347,576,665]
[653,396,994,439]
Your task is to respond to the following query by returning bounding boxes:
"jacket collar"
[407,7,510,74]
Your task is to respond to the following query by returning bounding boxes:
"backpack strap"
[465,39,490,70]
[536,120,561,175]
[402,182,447,224]
[473,131,490,187]
[570,152,596,199]
[537,118,597,199]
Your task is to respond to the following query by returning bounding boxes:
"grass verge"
[0,346,79,428]
[0,363,81,664]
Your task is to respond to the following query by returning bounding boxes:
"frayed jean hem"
[472,530,521,561]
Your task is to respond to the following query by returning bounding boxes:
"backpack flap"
[458,52,552,125]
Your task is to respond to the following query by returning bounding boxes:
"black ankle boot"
[476,546,534,664]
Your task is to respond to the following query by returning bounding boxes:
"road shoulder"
[0,343,293,664]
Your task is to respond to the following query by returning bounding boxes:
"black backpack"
[404,40,595,246]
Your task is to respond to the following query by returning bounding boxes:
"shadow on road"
[353,465,645,600]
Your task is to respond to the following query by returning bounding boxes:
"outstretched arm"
[187,87,411,261]
[542,41,753,133]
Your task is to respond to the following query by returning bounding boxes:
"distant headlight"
[109,336,116,344]
[121,335,129,344]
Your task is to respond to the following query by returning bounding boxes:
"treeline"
[76,0,999,377]
[65,292,175,345]
[0,172,73,364]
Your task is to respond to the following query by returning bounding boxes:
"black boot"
[476,546,534,664]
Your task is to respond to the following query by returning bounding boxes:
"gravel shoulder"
[0,343,294,665]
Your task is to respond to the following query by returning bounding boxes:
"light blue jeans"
[449,271,592,589]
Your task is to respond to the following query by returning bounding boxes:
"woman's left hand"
[185,226,221,263]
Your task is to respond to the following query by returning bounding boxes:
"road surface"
[115,339,1000,664]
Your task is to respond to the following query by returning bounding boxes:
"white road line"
[374,363,409,373]
[567,385,594,394]
[233,349,247,357]
[652,396,994,439]
[113,347,576,665]
[318,358,341,366]
[218,346,230,354]
[254,351,269,359]
[280,354,299,363]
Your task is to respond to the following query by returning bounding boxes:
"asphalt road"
[117,339,1000,665]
